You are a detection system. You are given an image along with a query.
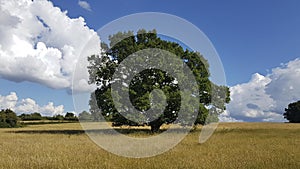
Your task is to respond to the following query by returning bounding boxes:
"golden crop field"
[0,122,299,169]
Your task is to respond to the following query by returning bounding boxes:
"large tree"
[88,29,230,132]
[284,100,300,123]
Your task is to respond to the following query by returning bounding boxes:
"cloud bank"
[78,0,92,11]
[0,92,64,116]
[223,58,300,122]
[0,0,100,92]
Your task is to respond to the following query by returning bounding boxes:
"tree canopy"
[64,112,78,121]
[0,109,19,128]
[78,111,93,121]
[19,112,42,121]
[88,29,230,132]
[284,100,300,123]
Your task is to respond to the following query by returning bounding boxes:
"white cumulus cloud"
[219,110,243,122]
[226,58,300,122]
[0,0,100,92]
[78,0,92,11]
[0,92,64,116]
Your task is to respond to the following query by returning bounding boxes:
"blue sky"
[0,0,300,122]
[50,0,300,86]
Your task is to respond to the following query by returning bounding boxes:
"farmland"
[0,122,299,169]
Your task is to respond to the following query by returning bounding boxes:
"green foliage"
[19,112,43,121]
[78,111,93,121]
[52,114,64,121]
[0,109,19,128]
[284,100,300,123]
[64,112,78,121]
[89,92,104,121]
[88,29,230,132]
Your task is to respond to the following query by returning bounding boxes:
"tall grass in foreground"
[0,122,299,169]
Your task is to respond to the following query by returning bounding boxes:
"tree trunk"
[150,123,161,133]
[149,119,163,133]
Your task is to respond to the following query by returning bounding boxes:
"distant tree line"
[0,109,91,128]
[78,111,94,121]
[18,112,79,121]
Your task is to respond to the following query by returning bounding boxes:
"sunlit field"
[0,122,299,169]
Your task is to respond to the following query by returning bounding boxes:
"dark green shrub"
[0,109,19,128]
[19,112,43,121]
[78,111,93,121]
[64,112,78,121]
